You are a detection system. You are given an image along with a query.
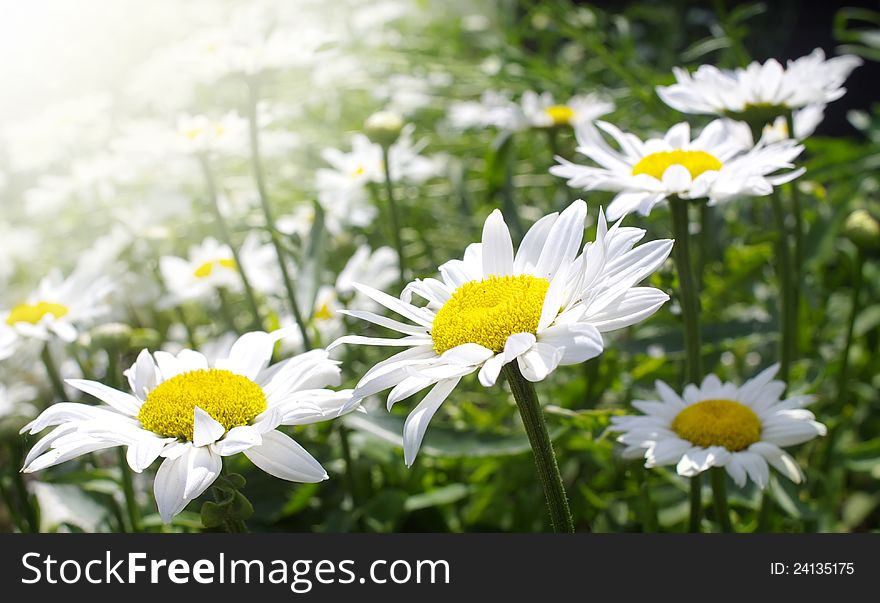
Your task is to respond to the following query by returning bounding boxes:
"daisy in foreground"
[330,200,673,532]
[611,365,826,529]
[550,119,804,220]
[20,328,355,523]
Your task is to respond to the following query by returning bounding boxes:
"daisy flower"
[159,234,279,308]
[550,119,804,220]
[447,90,525,131]
[656,49,862,139]
[330,200,673,465]
[611,365,826,488]
[520,90,614,129]
[0,268,112,359]
[20,328,356,523]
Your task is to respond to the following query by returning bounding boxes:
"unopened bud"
[364,111,404,147]
[89,323,133,351]
[844,209,880,252]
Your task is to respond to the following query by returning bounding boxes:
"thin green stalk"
[786,112,804,362]
[40,344,67,401]
[757,489,773,532]
[669,198,703,383]
[698,203,714,290]
[337,424,364,530]
[12,439,38,532]
[836,250,864,406]
[217,288,240,335]
[0,473,26,532]
[499,136,525,242]
[174,306,199,349]
[116,448,141,532]
[147,248,198,348]
[770,190,794,383]
[380,144,407,292]
[710,468,733,532]
[688,474,702,533]
[503,362,576,533]
[105,353,141,533]
[245,80,312,348]
[197,153,264,332]
[637,467,657,532]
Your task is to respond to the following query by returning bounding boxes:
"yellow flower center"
[431,275,550,354]
[193,258,237,279]
[137,369,267,441]
[544,105,576,126]
[631,150,722,180]
[314,302,333,321]
[6,301,69,326]
[671,399,761,451]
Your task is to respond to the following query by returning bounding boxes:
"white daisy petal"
[403,377,460,466]
[244,430,328,482]
[63,379,142,416]
[481,209,514,277]
[193,406,226,448]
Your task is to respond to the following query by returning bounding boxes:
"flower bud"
[844,209,880,252]
[89,323,133,351]
[364,110,404,147]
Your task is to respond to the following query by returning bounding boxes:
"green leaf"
[404,484,471,512]
[200,502,225,528]
[344,412,567,458]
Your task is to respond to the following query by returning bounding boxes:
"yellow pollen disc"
[137,368,267,441]
[671,399,761,452]
[184,128,202,141]
[314,303,333,321]
[631,150,722,180]
[544,105,576,126]
[193,258,237,279]
[431,275,550,354]
[353,165,365,177]
[6,301,69,326]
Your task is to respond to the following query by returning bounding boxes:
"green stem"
[147,247,198,348]
[337,424,363,530]
[116,448,141,532]
[499,136,525,242]
[217,288,240,335]
[244,80,312,348]
[502,363,576,533]
[757,489,773,532]
[770,190,794,384]
[670,198,703,383]
[710,467,733,532]
[40,344,67,401]
[197,153,264,332]
[836,251,863,406]
[637,467,657,532]
[786,112,803,363]
[698,203,713,290]
[380,144,407,292]
[688,474,702,533]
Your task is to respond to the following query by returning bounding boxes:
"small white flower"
[0,268,113,359]
[316,126,439,230]
[611,365,827,488]
[330,201,672,465]
[447,91,526,131]
[520,90,614,128]
[159,234,280,307]
[657,49,862,117]
[21,328,356,523]
[551,119,804,220]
